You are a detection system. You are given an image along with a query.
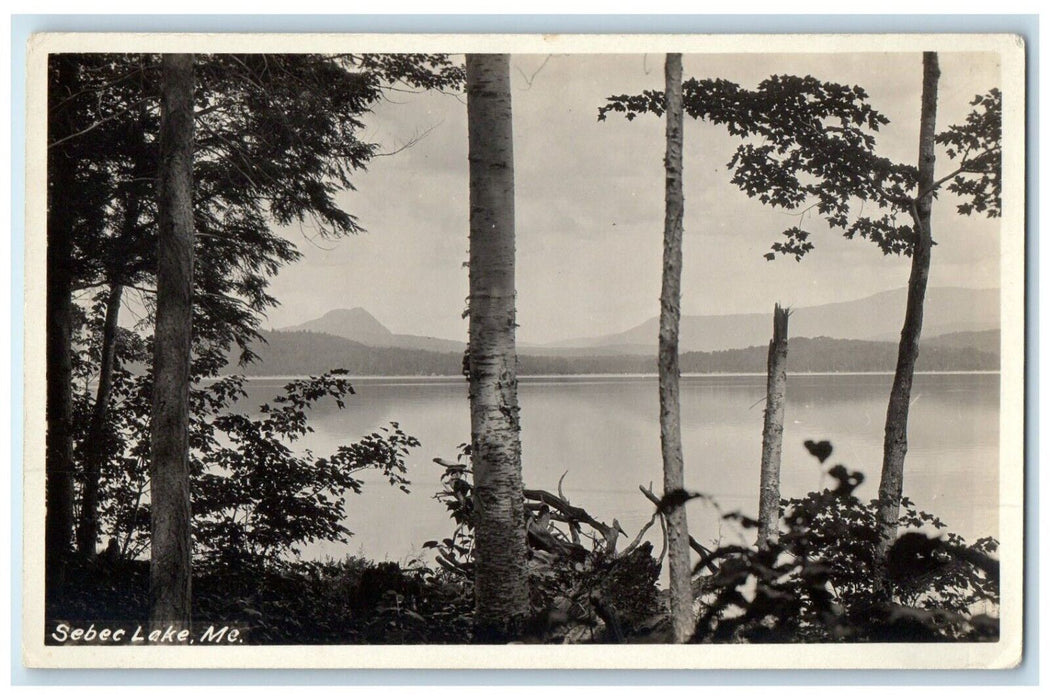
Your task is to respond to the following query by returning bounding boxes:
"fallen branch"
[621,511,659,557]
[639,484,718,573]
[523,488,625,547]
[527,518,589,563]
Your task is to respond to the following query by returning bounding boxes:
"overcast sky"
[263,51,1001,345]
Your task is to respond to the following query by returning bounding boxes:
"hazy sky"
[263,51,1002,345]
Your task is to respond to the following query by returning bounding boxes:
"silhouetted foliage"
[600,74,1000,259]
[53,52,464,562]
[690,442,999,643]
[193,375,420,564]
[47,554,475,645]
[803,439,833,463]
[54,52,464,371]
[66,312,421,564]
[935,89,1002,217]
[426,447,665,643]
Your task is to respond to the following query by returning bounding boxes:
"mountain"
[549,287,1000,353]
[283,307,392,343]
[280,307,465,354]
[277,287,1000,359]
[236,329,999,377]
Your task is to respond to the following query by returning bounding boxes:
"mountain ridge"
[280,307,466,354]
[237,328,1000,377]
[547,286,999,352]
[278,286,1000,356]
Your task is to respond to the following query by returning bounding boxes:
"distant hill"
[679,336,998,375]
[239,330,459,377]
[283,307,393,343]
[924,329,1000,356]
[278,287,999,358]
[549,287,1000,353]
[280,307,465,354]
[234,329,999,377]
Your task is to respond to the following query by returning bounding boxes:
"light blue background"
[9,13,1039,686]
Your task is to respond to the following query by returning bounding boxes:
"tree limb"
[639,484,718,572]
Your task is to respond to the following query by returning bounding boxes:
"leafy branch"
[600,74,1001,259]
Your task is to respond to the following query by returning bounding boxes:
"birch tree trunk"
[465,53,529,641]
[876,52,940,573]
[76,280,123,556]
[150,53,195,628]
[660,53,694,643]
[757,303,788,548]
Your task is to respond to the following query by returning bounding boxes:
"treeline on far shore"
[230,329,1001,377]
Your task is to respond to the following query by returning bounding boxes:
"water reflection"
[233,373,1000,563]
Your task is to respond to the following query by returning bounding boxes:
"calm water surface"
[234,373,1000,563]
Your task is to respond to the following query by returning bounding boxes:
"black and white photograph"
[21,32,1025,669]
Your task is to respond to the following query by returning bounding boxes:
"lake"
[233,373,1001,564]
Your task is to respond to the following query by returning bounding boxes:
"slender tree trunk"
[76,280,123,556]
[659,53,694,643]
[757,303,789,548]
[78,178,141,556]
[151,53,195,628]
[46,128,77,593]
[465,54,529,642]
[876,52,940,574]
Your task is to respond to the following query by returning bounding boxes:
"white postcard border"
[21,31,1027,670]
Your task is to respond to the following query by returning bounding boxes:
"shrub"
[426,445,665,642]
[689,441,1000,643]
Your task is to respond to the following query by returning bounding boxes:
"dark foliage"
[50,434,1000,645]
[803,439,833,463]
[46,555,474,645]
[935,89,1002,217]
[690,442,999,643]
[56,52,463,567]
[68,297,422,564]
[53,53,465,365]
[79,359,421,564]
[426,447,665,643]
[600,74,1001,259]
[193,375,421,564]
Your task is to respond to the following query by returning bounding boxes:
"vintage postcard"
[21,32,1025,669]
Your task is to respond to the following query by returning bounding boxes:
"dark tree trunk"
[46,132,77,593]
[757,303,789,548]
[465,53,530,642]
[76,280,123,556]
[150,53,195,628]
[876,52,940,572]
[659,53,694,643]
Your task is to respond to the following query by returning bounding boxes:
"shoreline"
[216,370,1002,382]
